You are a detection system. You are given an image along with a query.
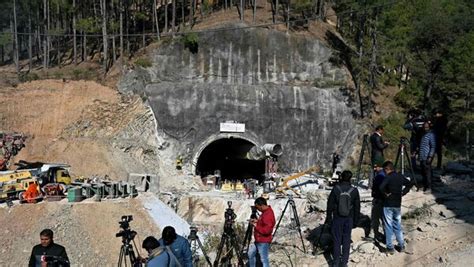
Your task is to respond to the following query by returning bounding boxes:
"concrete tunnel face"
[195,137,265,181]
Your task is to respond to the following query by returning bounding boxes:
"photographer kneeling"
[142,236,170,267]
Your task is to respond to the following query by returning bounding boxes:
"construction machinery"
[275,166,320,197]
[0,173,42,203]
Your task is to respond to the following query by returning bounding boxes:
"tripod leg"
[356,135,368,183]
[394,146,402,169]
[196,237,213,267]
[404,146,418,188]
[290,200,306,253]
[229,234,244,266]
[213,233,228,267]
[273,200,290,238]
[118,246,124,267]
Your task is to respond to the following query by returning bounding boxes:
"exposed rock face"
[119,24,358,173]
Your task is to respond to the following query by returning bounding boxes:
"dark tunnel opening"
[196,138,265,181]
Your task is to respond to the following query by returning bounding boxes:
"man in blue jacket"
[419,122,436,193]
[158,226,193,267]
[142,236,170,267]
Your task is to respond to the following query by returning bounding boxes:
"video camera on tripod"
[116,215,141,267]
[224,201,237,228]
[41,255,70,267]
[116,215,137,241]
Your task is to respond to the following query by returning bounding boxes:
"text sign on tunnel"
[220,122,245,133]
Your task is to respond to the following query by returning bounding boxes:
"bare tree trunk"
[286,0,290,30]
[73,0,77,65]
[12,0,19,74]
[368,12,378,118]
[120,1,124,60]
[100,0,108,74]
[47,0,50,68]
[181,0,185,28]
[111,0,116,64]
[253,0,256,23]
[83,31,87,62]
[240,0,244,21]
[36,8,42,62]
[153,0,161,40]
[56,1,60,68]
[28,12,33,71]
[164,0,168,33]
[172,0,176,36]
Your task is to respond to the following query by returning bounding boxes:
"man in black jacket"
[370,160,386,241]
[326,170,360,267]
[379,161,413,254]
[370,125,389,167]
[29,229,69,267]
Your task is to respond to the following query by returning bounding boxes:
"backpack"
[336,185,355,217]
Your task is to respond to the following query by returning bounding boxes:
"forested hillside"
[0,0,472,153]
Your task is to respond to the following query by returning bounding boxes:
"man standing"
[370,160,386,241]
[370,125,389,167]
[158,226,193,267]
[419,122,436,193]
[432,110,448,169]
[326,170,360,267]
[379,161,413,254]
[248,197,276,267]
[29,229,69,267]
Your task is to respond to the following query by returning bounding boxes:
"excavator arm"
[276,166,320,196]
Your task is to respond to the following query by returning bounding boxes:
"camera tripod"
[117,237,140,267]
[241,206,258,261]
[356,134,373,186]
[188,226,212,266]
[394,137,418,188]
[214,202,244,267]
[273,195,306,253]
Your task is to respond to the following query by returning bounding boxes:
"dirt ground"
[0,78,148,179]
[0,198,160,266]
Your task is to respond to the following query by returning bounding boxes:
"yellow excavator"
[275,166,320,197]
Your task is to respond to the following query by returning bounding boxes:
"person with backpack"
[326,170,360,267]
[379,161,413,254]
[142,236,171,267]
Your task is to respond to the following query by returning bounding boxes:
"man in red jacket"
[248,197,276,267]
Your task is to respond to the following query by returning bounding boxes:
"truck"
[0,170,40,202]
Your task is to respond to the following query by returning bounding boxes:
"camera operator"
[370,125,389,167]
[142,236,170,267]
[403,109,427,169]
[248,197,276,267]
[29,229,69,267]
[158,226,192,267]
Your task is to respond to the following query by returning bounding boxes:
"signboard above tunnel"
[220,122,245,133]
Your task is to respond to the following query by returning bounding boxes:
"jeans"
[331,216,353,266]
[383,207,404,250]
[248,243,269,267]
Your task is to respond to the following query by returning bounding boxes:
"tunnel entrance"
[196,138,265,181]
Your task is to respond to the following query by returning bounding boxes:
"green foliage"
[19,72,39,83]
[292,0,313,12]
[377,112,408,162]
[135,58,152,68]
[0,32,12,46]
[71,68,97,80]
[182,33,199,53]
[313,78,346,88]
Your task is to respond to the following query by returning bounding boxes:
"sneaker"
[386,248,396,255]
[399,246,406,253]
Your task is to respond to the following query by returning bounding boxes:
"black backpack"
[336,185,355,217]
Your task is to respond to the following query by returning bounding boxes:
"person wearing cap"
[370,159,386,241]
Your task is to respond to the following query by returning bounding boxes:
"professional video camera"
[42,255,70,267]
[116,215,137,241]
[404,109,427,132]
[224,201,237,228]
[250,205,258,220]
